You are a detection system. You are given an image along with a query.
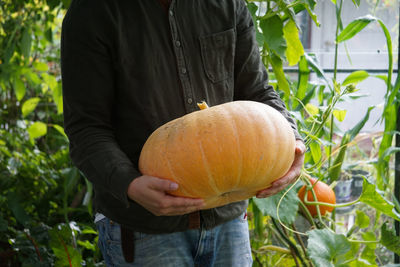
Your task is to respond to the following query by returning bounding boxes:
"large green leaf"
[342,70,369,86]
[337,15,376,43]
[355,210,370,229]
[295,56,310,103]
[307,229,351,267]
[304,53,332,90]
[309,141,322,163]
[380,223,400,255]
[49,224,83,267]
[52,124,68,139]
[28,121,47,141]
[359,178,400,221]
[7,191,31,227]
[260,15,287,58]
[52,83,64,114]
[269,53,290,96]
[252,185,300,224]
[22,97,40,117]
[360,231,377,265]
[20,27,32,60]
[283,19,304,66]
[329,107,373,181]
[13,76,26,101]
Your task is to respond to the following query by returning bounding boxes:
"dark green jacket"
[61,0,300,233]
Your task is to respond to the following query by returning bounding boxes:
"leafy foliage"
[0,0,103,265]
[1,0,399,265]
[247,0,400,266]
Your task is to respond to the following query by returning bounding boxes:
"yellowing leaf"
[333,109,347,122]
[283,20,304,66]
[305,103,319,116]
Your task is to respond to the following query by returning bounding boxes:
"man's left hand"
[256,139,306,198]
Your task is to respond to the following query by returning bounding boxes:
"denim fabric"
[96,214,252,267]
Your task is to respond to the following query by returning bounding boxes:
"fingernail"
[170,183,179,190]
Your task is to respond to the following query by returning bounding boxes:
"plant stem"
[271,218,308,267]
[257,245,291,254]
[292,223,309,260]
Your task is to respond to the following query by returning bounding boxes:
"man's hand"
[127,175,205,216]
[256,140,306,198]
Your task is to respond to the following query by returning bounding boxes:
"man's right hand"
[127,175,205,216]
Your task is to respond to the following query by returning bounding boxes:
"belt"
[120,211,201,263]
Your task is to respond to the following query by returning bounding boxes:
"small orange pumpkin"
[139,101,296,209]
[297,178,336,217]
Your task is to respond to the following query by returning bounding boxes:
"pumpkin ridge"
[198,135,221,196]
[224,105,243,190]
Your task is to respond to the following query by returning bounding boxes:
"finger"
[164,195,205,209]
[148,176,179,192]
[154,195,205,216]
[256,186,282,198]
[295,141,306,154]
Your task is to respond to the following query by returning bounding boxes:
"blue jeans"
[96,214,253,267]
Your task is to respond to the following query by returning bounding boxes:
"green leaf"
[380,147,400,162]
[304,53,332,90]
[25,69,42,86]
[355,210,370,229]
[380,223,400,255]
[360,231,377,264]
[329,107,373,181]
[295,56,310,104]
[77,240,96,251]
[283,19,304,66]
[260,15,287,58]
[270,54,290,96]
[52,124,68,139]
[333,109,347,122]
[22,97,40,117]
[348,106,374,140]
[7,192,31,227]
[307,229,351,267]
[342,70,369,86]
[51,83,63,114]
[20,27,32,60]
[0,214,8,232]
[33,62,49,72]
[309,141,322,163]
[252,186,300,224]
[13,77,26,101]
[337,15,377,43]
[359,178,400,221]
[50,224,83,267]
[28,121,47,140]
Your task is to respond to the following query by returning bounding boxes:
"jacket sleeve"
[61,0,140,207]
[233,0,302,140]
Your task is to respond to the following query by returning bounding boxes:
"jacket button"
[187,98,193,104]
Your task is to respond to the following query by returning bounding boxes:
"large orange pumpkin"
[139,101,296,209]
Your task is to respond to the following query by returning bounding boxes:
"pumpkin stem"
[197,101,209,110]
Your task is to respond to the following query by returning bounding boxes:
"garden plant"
[0,0,399,266]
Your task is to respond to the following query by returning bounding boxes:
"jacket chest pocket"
[199,28,236,83]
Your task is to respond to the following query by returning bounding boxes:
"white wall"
[307,0,398,132]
